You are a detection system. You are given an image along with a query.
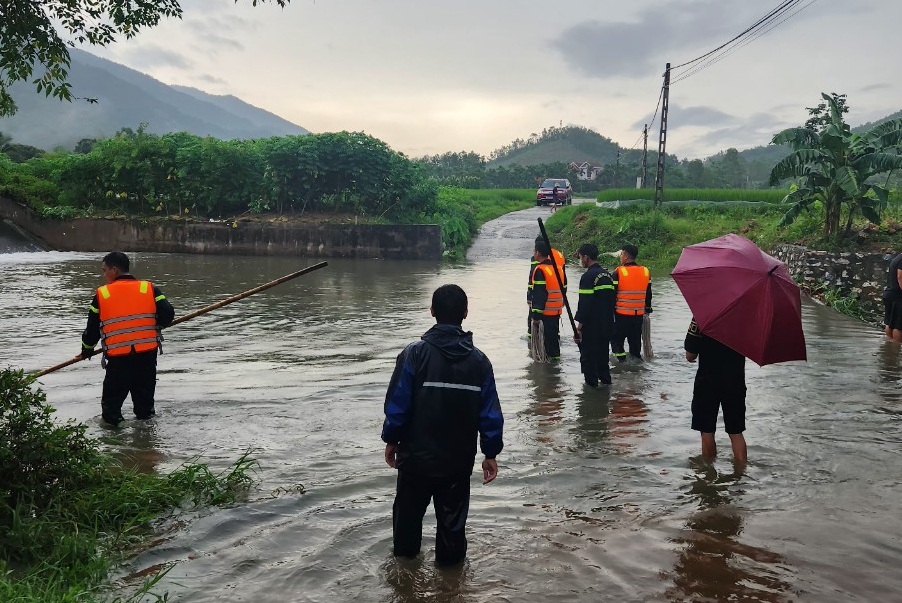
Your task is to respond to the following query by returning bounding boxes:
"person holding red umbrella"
[672,233,807,465]
[882,250,902,343]
[684,318,747,464]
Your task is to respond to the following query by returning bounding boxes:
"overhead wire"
[671,0,819,85]
[629,85,664,150]
[670,0,803,71]
[624,1,805,153]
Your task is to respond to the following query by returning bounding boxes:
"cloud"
[196,73,229,85]
[688,111,793,154]
[553,1,744,79]
[860,83,892,92]
[124,46,193,70]
[632,104,734,129]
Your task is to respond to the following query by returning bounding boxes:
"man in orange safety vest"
[611,244,652,363]
[77,251,174,426]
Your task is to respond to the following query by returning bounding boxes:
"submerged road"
[1,204,900,601]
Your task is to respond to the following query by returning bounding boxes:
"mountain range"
[0,49,308,151]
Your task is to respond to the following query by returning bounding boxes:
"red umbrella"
[671,233,806,366]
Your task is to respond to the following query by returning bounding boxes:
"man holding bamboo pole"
[76,252,174,427]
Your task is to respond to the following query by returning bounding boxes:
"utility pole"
[641,123,648,188]
[653,63,671,207]
[615,150,622,186]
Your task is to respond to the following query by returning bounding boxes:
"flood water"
[1,205,901,602]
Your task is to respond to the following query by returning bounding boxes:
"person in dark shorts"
[684,318,747,464]
[882,251,902,343]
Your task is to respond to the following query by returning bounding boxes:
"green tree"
[711,148,747,188]
[770,93,902,237]
[0,0,289,116]
[805,92,849,132]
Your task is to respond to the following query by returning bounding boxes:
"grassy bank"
[543,200,902,273]
[435,187,534,258]
[596,188,791,203]
[0,368,258,602]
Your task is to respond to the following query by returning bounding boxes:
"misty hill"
[854,109,902,133]
[488,126,623,167]
[488,107,902,174]
[0,49,308,151]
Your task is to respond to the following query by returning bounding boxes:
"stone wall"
[772,244,892,321]
[0,197,443,260]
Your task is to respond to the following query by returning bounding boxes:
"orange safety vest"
[532,263,564,316]
[551,248,567,291]
[615,265,650,316]
[97,280,160,356]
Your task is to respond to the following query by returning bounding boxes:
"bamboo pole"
[34,261,328,377]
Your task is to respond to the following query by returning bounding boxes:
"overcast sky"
[83,0,901,160]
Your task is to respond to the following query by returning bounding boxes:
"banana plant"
[770,93,902,237]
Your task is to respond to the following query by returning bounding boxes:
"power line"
[670,0,803,71]
[671,0,819,85]
[629,85,664,150]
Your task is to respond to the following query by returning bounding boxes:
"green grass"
[0,368,260,602]
[596,188,791,204]
[544,202,790,273]
[434,187,534,258]
[547,191,902,274]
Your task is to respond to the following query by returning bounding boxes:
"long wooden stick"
[537,218,577,335]
[35,261,328,377]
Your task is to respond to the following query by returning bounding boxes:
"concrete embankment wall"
[0,197,443,260]
[773,244,892,322]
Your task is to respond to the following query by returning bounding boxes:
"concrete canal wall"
[773,243,893,322]
[0,197,443,260]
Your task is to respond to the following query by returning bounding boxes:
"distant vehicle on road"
[536,178,572,206]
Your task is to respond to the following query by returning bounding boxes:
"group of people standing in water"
[527,237,652,383]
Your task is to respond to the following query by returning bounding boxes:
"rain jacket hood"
[421,323,474,362]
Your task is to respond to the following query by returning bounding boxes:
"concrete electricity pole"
[653,63,671,207]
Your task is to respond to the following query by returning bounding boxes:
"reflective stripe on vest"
[615,265,650,315]
[533,264,564,316]
[97,280,160,355]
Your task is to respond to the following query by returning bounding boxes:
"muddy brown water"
[1,205,901,602]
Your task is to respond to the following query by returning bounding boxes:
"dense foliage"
[0,368,257,602]
[3,127,438,221]
[771,93,902,237]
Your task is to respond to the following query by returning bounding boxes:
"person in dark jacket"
[77,251,174,426]
[382,284,504,566]
[573,243,615,386]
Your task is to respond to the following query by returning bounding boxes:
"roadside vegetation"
[0,368,258,602]
[545,199,902,274]
[596,188,790,204]
[0,128,537,258]
[435,188,533,259]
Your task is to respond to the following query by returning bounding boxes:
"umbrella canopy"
[671,233,806,366]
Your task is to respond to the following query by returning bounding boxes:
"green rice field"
[596,188,791,204]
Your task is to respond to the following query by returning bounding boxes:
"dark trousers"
[101,350,158,425]
[393,471,470,565]
[539,315,561,360]
[579,329,612,386]
[611,314,643,361]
